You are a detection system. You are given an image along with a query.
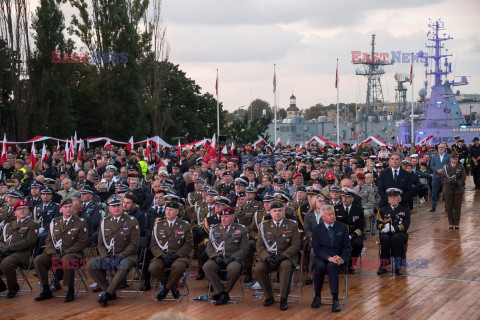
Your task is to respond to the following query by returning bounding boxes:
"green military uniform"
[441,159,466,226]
[255,217,300,300]
[0,218,39,291]
[34,215,88,288]
[88,213,140,295]
[0,205,15,226]
[149,218,193,291]
[203,221,249,296]
[248,209,267,240]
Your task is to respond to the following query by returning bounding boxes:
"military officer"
[150,199,193,301]
[288,185,308,214]
[0,200,39,298]
[195,195,230,280]
[470,137,480,189]
[441,152,466,229]
[377,188,410,276]
[334,188,365,273]
[33,187,61,255]
[0,181,8,206]
[0,189,23,227]
[450,138,468,170]
[186,177,204,209]
[354,173,376,233]
[245,186,262,209]
[255,201,301,311]
[248,195,272,241]
[234,191,256,282]
[26,181,43,211]
[87,196,140,307]
[203,206,249,305]
[34,198,88,302]
[80,185,103,239]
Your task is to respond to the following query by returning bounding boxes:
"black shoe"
[155,288,169,300]
[332,299,341,312]
[211,292,221,301]
[141,282,151,292]
[92,285,102,293]
[455,226,460,229]
[279,298,288,311]
[34,287,53,301]
[0,280,6,293]
[196,271,205,280]
[6,284,20,299]
[305,277,313,285]
[311,296,321,308]
[430,207,436,212]
[263,296,274,306]
[348,268,355,274]
[171,286,180,299]
[50,280,62,292]
[64,287,75,303]
[215,292,230,305]
[244,274,252,283]
[377,268,387,275]
[98,293,108,307]
[395,269,403,276]
[449,226,454,229]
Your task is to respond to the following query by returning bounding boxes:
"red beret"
[293,173,303,179]
[222,170,231,176]
[13,200,28,211]
[356,173,366,180]
[221,207,235,216]
[326,173,336,181]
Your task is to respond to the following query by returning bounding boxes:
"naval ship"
[267,19,477,147]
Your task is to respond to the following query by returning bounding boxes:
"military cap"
[206,189,219,196]
[107,196,123,206]
[13,200,28,211]
[329,185,342,193]
[306,186,321,195]
[30,181,44,188]
[234,177,248,186]
[7,189,23,198]
[236,191,246,198]
[296,185,306,192]
[270,201,284,209]
[341,188,357,197]
[200,185,211,192]
[222,170,231,177]
[473,137,479,142]
[273,177,286,185]
[376,163,383,168]
[44,177,56,185]
[80,185,95,194]
[245,186,257,193]
[409,154,418,158]
[214,196,231,206]
[369,155,377,159]
[450,152,459,159]
[293,172,303,179]
[106,165,117,172]
[158,170,169,177]
[453,136,460,140]
[263,195,275,202]
[326,172,336,182]
[458,138,464,143]
[386,188,403,196]
[221,207,235,215]
[91,172,101,180]
[165,201,180,209]
[40,186,54,194]
[194,177,205,184]
[273,192,290,203]
[161,180,174,188]
[356,173,365,180]
[164,194,181,203]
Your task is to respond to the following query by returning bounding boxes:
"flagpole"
[274,63,277,145]
[411,54,415,146]
[216,69,220,138]
[336,59,340,146]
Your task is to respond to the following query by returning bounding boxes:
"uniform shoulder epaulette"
[129,215,134,220]
[79,217,85,221]
[286,218,298,224]
[260,220,268,225]
[235,223,246,228]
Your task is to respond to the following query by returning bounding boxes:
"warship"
[267,19,477,147]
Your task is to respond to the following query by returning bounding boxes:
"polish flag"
[145,138,151,158]
[41,143,48,161]
[221,145,228,154]
[126,136,134,152]
[104,139,112,150]
[73,131,77,148]
[0,134,6,165]
[229,142,235,156]
[273,68,277,93]
[64,139,70,162]
[215,72,219,96]
[410,63,413,85]
[155,137,160,152]
[335,60,339,89]
[68,141,74,160]
[56,140,60,152]
[30,143,37,168]
[206,134,216,162]
[275,137,281,147]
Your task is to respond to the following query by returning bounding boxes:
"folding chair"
[376,239,408,275]
[269,265,303,303]
[151,267,190,301]
[206,266,244,304]
[115,236,148,299]
[0,246,36,297]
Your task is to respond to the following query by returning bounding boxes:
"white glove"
[39,227,45,234]
[389,225,395,233]
[381,226,389,233]
[349,235,352,240]
[460,159,465,164]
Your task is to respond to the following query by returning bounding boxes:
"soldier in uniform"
[33,187,61,255]
[188,188,217,250]
[254,200,301,311]
[26,181,43,211]
[149,199,193,300]
[195,195,230,280]
[288,185,307,214]
[34,198,89,302]
[354,173,376,234]
[0,200,39,298]
[377,188,410,276]
[0,189,23,227]
[87,196,140,307]
[245,186,262,211]
[233,192,256,282]
[450,138,468,171]
[186,177,204,209]
[203,206,249,305]
[441,152,466,229]
[80,185,103,241]
[0,181,8,206]
[334,188,365,273]
[470,137,480,189]
[249,195,272,242]
[329,185,342,207]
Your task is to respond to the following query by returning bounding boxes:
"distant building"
[286,94,300,117]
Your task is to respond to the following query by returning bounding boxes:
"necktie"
[393,169,398,183]
[345,207,349,215]
[328,226,334,246]
[64,219,68,227]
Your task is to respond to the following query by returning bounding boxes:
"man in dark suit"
[429,144,451,212]
[311,205,351,312]
[334,188,364,274]
[377,153,412,208]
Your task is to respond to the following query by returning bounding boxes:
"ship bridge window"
[286,126,290,132]
[291,126,296,133]
[280,127,285,132]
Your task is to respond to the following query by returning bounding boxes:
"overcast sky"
[50,0,480,112]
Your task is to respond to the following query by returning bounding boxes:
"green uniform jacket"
[45,215,89,256]
[150,218,193,266]
[256,218,300,265]
[206,222,249,264]
[0,218,39,263]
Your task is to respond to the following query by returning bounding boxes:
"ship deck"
[3,178,480,320]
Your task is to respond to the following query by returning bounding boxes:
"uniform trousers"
[254,259,293,299]
[87,257,135,295]
[445,194,463,225]
[0,254,28,288]
[203,260,242,294]
[149,258,187,290]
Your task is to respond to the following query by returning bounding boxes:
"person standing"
[441,152,466,229]
[470,137,480,189]
[429,144,451,212]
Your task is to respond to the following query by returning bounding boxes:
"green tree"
[248,98,273,120]
[225,114,270,145]
[305,103,326,120]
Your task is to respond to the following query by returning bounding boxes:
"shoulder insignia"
[129,216,134,220]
